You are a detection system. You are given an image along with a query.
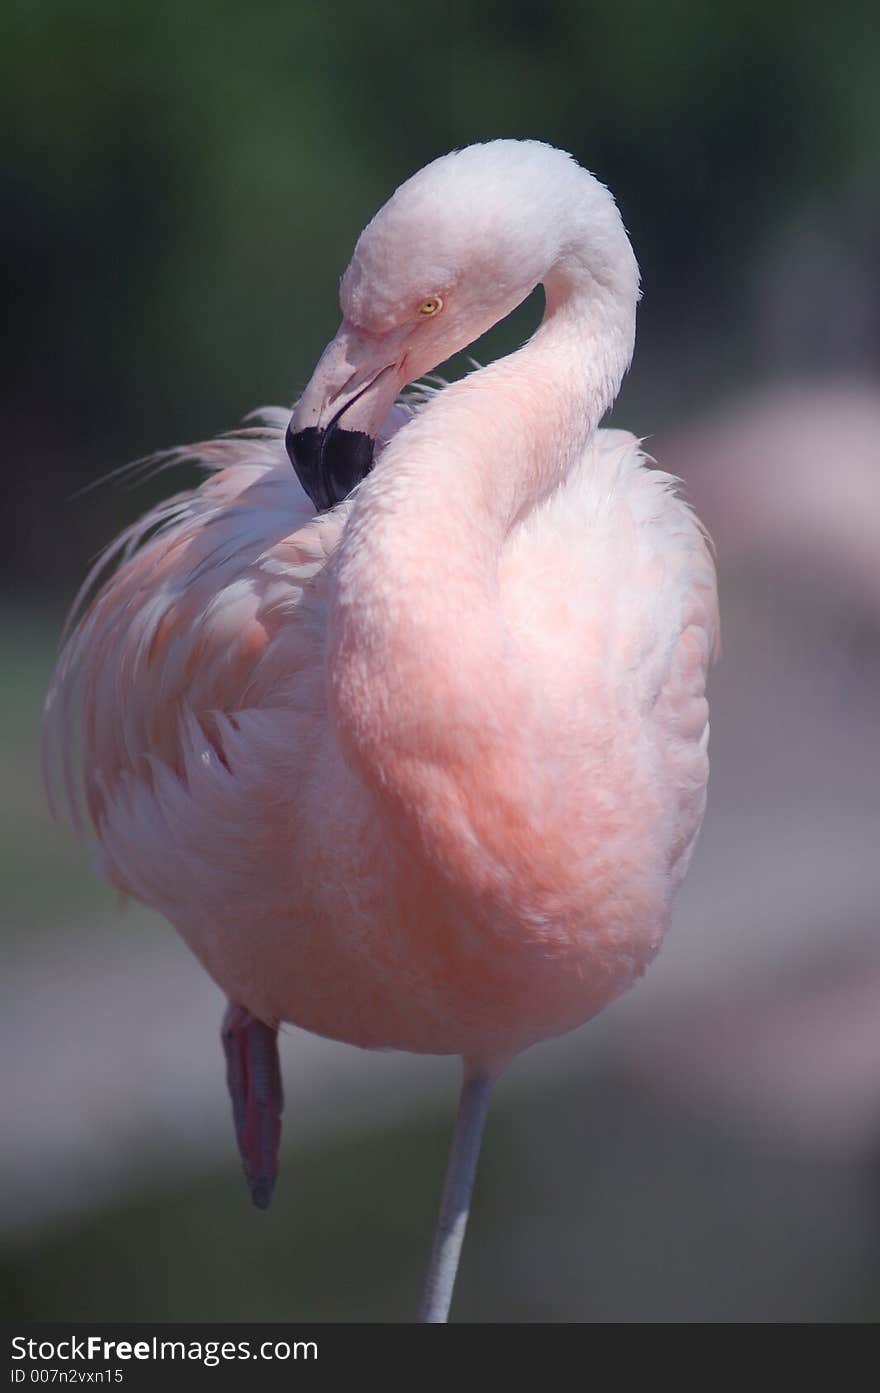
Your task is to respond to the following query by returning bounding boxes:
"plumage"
[45,139,718,1320]
[46,414,715,1059]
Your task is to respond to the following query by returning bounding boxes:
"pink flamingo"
[44,141,718,1322]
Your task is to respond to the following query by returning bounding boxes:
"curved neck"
[326,251,636,893]
[345,249,635,558]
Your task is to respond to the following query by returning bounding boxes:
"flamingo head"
[286,140,616,510]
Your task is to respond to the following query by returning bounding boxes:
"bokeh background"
[3,1,880,1322]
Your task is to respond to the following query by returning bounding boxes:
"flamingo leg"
[418,1069,492,1323]
[221,1003,283,1210]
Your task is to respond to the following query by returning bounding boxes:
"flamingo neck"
[327,250,636,887]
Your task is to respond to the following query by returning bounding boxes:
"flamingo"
[44,140,718,1323]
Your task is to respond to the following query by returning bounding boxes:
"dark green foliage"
[2,2,877,593]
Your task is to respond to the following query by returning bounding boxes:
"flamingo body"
[46,142,718,1310]
[47,418,715,1068]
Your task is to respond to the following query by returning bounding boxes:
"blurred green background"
[3,0,880,1323]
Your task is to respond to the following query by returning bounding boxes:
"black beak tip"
[286,420,375,513]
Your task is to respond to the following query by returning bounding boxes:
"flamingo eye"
[417,296,443,318]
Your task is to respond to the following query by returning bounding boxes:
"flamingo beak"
[287,322,406,512]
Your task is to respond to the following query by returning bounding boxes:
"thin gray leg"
[418,1068,493,1323]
